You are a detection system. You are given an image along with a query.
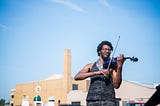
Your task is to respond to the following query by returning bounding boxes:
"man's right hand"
[96,69,109,76]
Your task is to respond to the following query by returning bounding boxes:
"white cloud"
[0,24,8,31]
[49,0,85,13]
[98,0,112,10]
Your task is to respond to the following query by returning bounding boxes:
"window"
[72,84,78,90]
[72,101,81,105]
[11,95,14,98]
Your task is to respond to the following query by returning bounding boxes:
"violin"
[103,56,138,69]
[103,36,138,71]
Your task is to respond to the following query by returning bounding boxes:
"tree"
[0,99,5,106]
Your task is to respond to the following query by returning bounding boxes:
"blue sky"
[0,0,160,101]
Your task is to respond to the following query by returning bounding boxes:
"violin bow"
[106,36,120,72]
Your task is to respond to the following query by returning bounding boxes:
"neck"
[101,56,110,61]
[98,58,104,69]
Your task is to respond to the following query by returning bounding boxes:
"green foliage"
[0,99,5,106]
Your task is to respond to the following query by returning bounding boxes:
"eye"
[101,48,111,52]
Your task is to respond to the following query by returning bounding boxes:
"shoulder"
[83,63,94,69]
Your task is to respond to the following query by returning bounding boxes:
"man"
[74,41,125,106]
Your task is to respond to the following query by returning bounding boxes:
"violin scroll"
[124,56,138,62]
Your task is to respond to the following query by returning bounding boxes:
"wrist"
[117,66,122,72]
[94,71,99,75]
[117,66,122,69]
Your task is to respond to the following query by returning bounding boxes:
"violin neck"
[124,57,132,60]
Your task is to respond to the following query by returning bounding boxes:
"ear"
[98,51,101,55]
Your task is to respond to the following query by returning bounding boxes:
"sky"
[0,0,160,101]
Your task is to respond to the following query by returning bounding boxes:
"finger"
[101,71,106,76]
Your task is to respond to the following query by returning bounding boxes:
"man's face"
[99,45,112,59]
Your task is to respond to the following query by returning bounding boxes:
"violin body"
[103,58,117,69]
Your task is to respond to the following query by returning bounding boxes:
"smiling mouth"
[104,52,111,56]
[103,53,109,57]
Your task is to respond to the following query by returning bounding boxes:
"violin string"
[106,36,120,72]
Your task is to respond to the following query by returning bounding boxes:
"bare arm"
[111,54,125,89]
[74,63,108,80]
